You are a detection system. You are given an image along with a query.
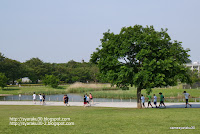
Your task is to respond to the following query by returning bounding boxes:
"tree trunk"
[137,87,142,108]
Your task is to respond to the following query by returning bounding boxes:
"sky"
[0,0,200,63]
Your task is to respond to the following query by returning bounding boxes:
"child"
[33,92,36,104]
[183,91,192,108]
[39,94,43,105]
[159,92,166,108]
[153,94,158,108]
[147,93,153,108]
[86,95,90,106]
[141,94,145,108]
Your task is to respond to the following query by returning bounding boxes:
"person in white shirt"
[153,94,158,108]
[39,94,43,105]
[33,92,36,104]
[183,91,192,108]
[141,94,145,108]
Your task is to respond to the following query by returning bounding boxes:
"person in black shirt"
[63,95,67,105]
[66,95,69,106]
[42,93,45,105]
[84,95,87,107]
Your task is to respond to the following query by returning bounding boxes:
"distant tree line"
[0,52,101,87]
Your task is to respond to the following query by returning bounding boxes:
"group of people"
[32,91,192,108]
[141,91,192,108]
[33,92,69,106]
[141,93,164,108]
[33,92,45,105]
[33,92,94,107]
[84,93,93,107]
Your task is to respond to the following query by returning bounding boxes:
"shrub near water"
[67,82,120,93]
[67,82,134,99]
[43,75,59,88]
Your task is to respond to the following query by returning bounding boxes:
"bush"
[0,73,8,89]
[43,75,59,88]
[16,79,22,84]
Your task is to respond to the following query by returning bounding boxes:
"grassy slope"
[0,106,199,134]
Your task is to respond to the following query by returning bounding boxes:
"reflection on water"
[0,94,200,102]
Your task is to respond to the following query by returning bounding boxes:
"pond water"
[0,94,133,102]
[0,94,200,102]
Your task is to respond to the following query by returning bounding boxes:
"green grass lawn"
[0,106,199,134]
[0,85,69,95]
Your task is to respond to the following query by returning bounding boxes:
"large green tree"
[43,74,59,88]
[24,58,52,83]
[90,25,191,108]
[0,73,8,89]
[0,53,24,84]
[3,58,23,84]
[0,53,6,74]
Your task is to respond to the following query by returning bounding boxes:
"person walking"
[63,95,67,105]
[141,94,145,108]
[39,94,43,105]
[86,95,90,106]
[83,95,87,107]
[42,93,45,105]
[33,92,36,104]
[147,93,153,108]
[183,91,192,108]
[153,94,158,108]
[66,95,69,106]
[89,93,93,104]
[159,92,166,108]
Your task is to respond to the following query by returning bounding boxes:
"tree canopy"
[0,53,24,84]
[0,73,8,89]
[90,25,191,108]
[0,53,100,85]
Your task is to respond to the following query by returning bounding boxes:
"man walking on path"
[159,92,166,108]
[183,91,192,108]
[147,94,153,108]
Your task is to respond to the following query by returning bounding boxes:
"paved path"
[0,101,200,108]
